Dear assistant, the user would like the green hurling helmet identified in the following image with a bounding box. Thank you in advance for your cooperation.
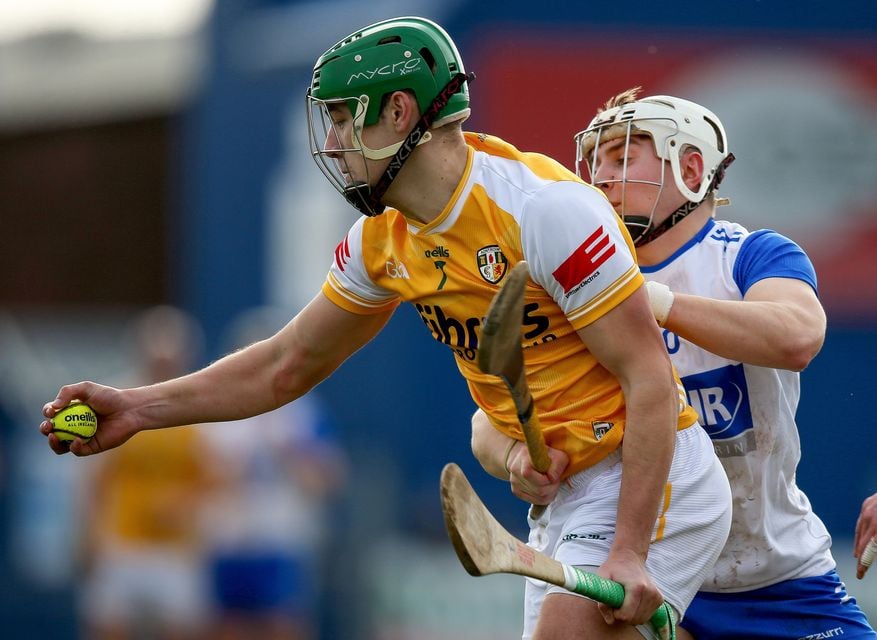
[310,16,470,130]
[307,16,472,216]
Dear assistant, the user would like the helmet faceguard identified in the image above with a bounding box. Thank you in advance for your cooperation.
[306,95,383,215]
[307,16,471,216]
[574,95,734,245]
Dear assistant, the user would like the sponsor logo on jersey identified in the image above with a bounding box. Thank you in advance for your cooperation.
[592,421,613,441]
[334,237,351,271]
[414,302,551,361]
[433,260,448,290]
[476,245,508,283]
[681,364,754,457]
[552,226,616,294]
[415,303,480,357]
[425,246,450,258]
[385,259,409,279]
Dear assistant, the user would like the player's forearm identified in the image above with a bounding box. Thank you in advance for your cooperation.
[129,296,390,431]
[665,294,824,371]
[613,373,677,559]
[471,408,515,479]
[129,337,299,430]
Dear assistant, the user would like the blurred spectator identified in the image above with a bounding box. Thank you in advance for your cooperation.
[200,307,348,640]
[77,306,214,640]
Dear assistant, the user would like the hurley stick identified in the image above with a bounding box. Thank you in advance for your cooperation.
[478,261,550,518]
[440,462,676,639]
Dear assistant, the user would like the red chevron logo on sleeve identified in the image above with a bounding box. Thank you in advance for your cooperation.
[334,236,351,271]
[552,226,616,293]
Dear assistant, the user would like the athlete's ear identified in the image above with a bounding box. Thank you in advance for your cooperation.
[382,90,420,134]
[681,149,705,192]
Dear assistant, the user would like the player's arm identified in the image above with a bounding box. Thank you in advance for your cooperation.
[655,276,825,371]
[579,284,678,625]
[470,408,514,479]
[649,230,825,371]
[42,292,393,456]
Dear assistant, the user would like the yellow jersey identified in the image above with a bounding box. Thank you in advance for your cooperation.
[93,426,209,545]
[323,133,697,475]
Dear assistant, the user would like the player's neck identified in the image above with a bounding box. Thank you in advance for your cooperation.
[382,135,469,225]
[636,204,714,267]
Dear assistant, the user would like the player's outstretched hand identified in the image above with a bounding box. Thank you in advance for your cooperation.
[596,548,664,627]
[855,492,877,579]
[40,382,139,456]
[505,442,568,507]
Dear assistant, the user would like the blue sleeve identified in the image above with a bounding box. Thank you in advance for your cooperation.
[732,229,818,296]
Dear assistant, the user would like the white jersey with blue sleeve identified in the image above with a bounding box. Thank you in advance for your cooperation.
[642,218,835,592]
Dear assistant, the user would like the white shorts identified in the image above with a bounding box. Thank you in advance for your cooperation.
[81,545,209,630]
[522,425,731,639]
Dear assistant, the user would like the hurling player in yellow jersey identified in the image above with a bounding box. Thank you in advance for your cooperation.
[40,17,731,639]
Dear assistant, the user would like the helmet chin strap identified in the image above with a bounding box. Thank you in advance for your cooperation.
[625,153,736,247]
[626,198,703,247]
[352,97,433,161]
[344,71,473,216]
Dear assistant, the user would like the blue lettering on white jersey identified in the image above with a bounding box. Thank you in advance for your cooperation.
[681,364,752,440]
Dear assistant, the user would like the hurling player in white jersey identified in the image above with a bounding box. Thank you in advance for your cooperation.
[473,86,877,639]
[39,19,733,640]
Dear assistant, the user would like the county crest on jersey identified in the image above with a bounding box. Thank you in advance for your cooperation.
[476,245,508,284]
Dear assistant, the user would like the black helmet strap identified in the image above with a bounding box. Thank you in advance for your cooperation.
[627,152,736,246]
[349,71,473,216]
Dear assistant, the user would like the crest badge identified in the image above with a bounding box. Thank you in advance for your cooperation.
[592,421,614,441]
[476,245,508,284]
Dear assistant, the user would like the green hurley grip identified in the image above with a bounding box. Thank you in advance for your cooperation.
[569,567,624,607]
[566,566,676,639]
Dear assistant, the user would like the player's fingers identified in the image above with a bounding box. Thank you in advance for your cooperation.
[39,419,54,436]
[857,538,877,580]
[513,469,559,506]
[43,400,61,418]
[614,581,647,623]
[46,432,71,455]
[69,433,106,457]
[545,447,570,483]
[854,517,863,558]
[855,520,877,559]
[509,480,540,503]
[43,382,92,417]
[519,466,560,496]
[68,437,89,456]
[618,581,663,626]
[531,485,559,505]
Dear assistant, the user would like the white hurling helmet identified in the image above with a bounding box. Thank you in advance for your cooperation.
[574,95,734,244]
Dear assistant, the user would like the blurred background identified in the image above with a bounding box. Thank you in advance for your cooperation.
[1,0,876,638]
